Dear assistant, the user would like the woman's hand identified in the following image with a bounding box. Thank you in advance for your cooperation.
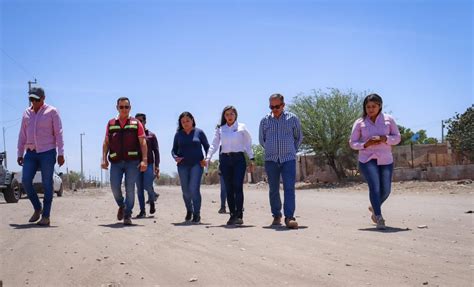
[175,157,184,164]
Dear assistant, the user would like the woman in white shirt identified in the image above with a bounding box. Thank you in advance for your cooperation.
[206,106,255,226]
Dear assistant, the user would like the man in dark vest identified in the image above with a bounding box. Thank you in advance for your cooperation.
[101,97,148,225]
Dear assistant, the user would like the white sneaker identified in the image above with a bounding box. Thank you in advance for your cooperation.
[376,216,386,230]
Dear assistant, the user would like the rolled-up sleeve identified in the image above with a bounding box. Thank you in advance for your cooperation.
[242,124,254,159]
[349,120,365,150]
[386,117,401,145]
[52,109,64,156]
[17,112,28,157]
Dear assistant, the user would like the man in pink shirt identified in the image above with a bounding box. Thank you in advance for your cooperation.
[17,87,65,226]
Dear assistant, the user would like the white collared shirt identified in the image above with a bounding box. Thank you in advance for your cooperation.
[206,121,254,160]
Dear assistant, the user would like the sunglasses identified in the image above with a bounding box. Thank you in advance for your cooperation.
[29,97,41,102]
[269,104,283,110]
[118,105,130,110]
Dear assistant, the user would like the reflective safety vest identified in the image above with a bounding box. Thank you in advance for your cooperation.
[107,118,141,162]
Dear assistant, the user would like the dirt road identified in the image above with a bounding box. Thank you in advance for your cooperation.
[1,181,473,286]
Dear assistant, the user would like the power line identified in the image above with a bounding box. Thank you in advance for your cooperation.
[0,117,21,124]
[0,47,36,79]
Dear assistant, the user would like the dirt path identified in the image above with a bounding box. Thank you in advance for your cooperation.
[1,182,473,286]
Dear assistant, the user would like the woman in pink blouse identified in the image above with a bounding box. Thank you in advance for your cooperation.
[349,94,401,229]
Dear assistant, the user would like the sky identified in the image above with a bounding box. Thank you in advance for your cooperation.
[1,0,472,178]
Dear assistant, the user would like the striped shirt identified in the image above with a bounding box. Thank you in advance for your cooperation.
[259,110,303,163]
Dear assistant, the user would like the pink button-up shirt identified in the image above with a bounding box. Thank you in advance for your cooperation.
[17,103,64,157]
[349,113,401,165]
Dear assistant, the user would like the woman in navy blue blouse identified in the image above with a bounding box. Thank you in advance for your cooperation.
[172,112,210,224]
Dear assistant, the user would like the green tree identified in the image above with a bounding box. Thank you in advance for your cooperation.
[446,105,474,161]
[398,126,439,145]
[252,144,264,166]
[288,88,363,179]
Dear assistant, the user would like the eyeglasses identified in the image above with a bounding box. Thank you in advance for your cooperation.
[269,104,283,110]
[29,97,41,103]
[119,106,130,110]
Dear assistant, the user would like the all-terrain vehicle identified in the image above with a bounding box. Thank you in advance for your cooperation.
[0,152,21,203]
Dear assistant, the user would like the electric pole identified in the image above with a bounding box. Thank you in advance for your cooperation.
[2,127,7,168]
[80,132,85,188]
[441,120,445,143]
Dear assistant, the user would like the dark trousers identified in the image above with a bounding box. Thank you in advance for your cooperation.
[219,152,246,219]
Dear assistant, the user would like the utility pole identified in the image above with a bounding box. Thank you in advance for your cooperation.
[80,132,85,188]
[441,120,445,143]
[28,79,37,106]
[2,127,6,168]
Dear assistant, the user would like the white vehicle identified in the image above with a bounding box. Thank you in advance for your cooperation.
[14,171,64,197]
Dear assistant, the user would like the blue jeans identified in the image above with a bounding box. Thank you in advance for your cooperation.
[219,173,227,209]
[110,160,140,218]
[359,159,394,217]
[136,164,156,212]
[219,153,246,218]
[22,149,57,218]
[177,163,203,216]
[265,160,296,218]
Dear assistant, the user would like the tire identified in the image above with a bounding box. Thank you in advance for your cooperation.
[4,178,21,203]
[56,183,63,197]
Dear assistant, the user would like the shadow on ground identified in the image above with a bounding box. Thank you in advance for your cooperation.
[262,225,309,231]
[358,226,411,233]
[10,223,58,229]
[99,223,144,228]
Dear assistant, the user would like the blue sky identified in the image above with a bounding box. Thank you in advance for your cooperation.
[1,0,472,177]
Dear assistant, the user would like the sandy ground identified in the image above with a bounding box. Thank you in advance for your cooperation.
[0,181,473,287]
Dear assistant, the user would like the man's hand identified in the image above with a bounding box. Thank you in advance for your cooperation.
[57,155,65,166]
[154,167,160,179]
[139,161,147,172]
[101,159,109,170]
[17,157,24,166]
[175,157,184,164]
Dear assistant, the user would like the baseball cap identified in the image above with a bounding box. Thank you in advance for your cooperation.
[29,87,45,99]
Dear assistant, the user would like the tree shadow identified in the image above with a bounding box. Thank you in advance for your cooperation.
[99,223,144,228]
[262,225,309,231]
[10,223,58,229]
[358,226,411,233]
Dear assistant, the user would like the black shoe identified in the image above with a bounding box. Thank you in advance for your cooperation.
[192,214,201,224]
[150,201,156,214]
[136,210,146,218]
[226,215,236,225]
[185,211,192,222]
[235,217,244,225]
[124,216,133,226]
[218,207,226,214]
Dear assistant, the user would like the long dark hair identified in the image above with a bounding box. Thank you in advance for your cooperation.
[219,106,238,127]
[177,111,196,131]
[362,93,383,118]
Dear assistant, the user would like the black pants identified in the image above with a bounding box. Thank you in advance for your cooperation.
[219,152,246,219]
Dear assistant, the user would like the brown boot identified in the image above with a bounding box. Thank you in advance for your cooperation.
[285,217,298,229]
[37,216,50,226]
[29,209,42,223]
[117,206,124,221]
[271,216,282,225]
